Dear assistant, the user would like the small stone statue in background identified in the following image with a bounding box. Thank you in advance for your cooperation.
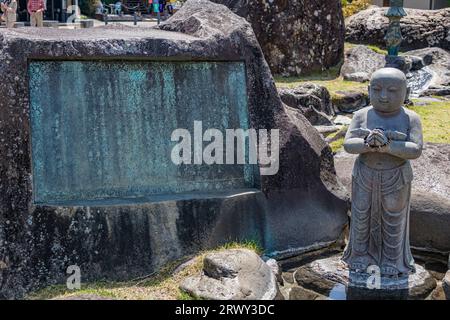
[385,21,403,56]
[342,67,423,277]
[384,0,407,57]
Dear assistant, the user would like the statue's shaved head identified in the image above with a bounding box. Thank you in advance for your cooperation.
[371,67,407,85]
[369,67,408,114]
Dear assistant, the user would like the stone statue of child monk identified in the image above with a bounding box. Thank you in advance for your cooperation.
[342,67,423,277]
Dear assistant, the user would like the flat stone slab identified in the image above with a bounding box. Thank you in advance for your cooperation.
[295,255,436,300]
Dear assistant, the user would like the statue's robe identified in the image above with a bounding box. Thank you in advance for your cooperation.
[342,157,415,276]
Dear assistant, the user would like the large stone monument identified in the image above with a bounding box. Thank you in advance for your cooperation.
[0,0,348,298]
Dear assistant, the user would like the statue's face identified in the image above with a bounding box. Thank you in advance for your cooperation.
[369,68,407,114]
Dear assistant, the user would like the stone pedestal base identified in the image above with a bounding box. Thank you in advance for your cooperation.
[295,255,436,300]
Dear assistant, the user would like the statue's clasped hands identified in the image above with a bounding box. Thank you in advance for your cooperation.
[351,128,408,152]
[366,128,390,149]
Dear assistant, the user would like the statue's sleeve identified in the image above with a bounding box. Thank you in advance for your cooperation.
[384,112,423,160]
[408,113,423,149]
[345,113,364,139]
[344,112,371,155]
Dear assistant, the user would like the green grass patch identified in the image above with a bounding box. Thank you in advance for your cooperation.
[330,137,345,153]
[327,125,349,153]
[367,45,388,56]
[344,42,391,56]
[275,75,368,96]
[218,239,264,255]
[26,240,263,300]
[26,279,128,300]
[408,100,450,144]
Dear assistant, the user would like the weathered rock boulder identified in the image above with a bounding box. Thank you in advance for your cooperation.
[410,193,450,254]
[0,0,348,298]
[422,85,450,97]
[406,47,450,88]
[334,143,450,255]
[278,83,334,125]
[180,249,281,300]
[162,0,349,257]
[211,0,345,76]
[339,45,447,97]
[333,115,352,126]
[278,83,334,116]
[345,6,450,51]
[340,45,385,82]
[333,91,369,113]
[265,258,283,285]
[343,72,371,83]
[407,143,450,201]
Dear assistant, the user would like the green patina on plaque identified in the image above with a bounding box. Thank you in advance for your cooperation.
[29,60,258,204]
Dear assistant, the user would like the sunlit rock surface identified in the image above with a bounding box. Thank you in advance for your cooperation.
[212,0,345,76]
